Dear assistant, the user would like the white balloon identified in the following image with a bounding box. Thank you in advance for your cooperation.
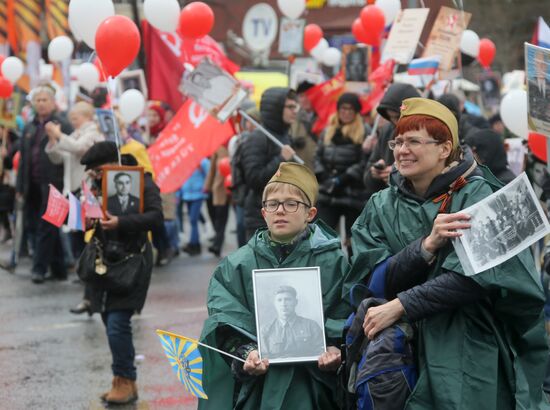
[119,89,146,123]
[144,0,180,32]
[322,47,341,67]
[277,0,305,20]
[68,12,83,42]
[460,30,480,58]
[1,57,24,84]
[500,89,528,139]
[375,0,401,26]
[310,38,329,62]
[48,36,74,62]
[68,0,114,49]
[77,63,100,92]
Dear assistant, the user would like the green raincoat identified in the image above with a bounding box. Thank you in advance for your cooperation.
[347,165,549,409]
[199,222,351,410]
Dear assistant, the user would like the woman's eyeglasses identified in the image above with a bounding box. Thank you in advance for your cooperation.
[262,199,310,213]
[388,137,439,151]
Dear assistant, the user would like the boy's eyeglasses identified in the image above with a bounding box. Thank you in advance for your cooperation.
[388,137,439,151]
[262,199,310,213]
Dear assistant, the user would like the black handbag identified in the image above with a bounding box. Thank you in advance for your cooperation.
[76,228,145,293]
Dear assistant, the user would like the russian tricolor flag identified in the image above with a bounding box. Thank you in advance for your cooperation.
[407,56,441,76]
[68,192,84,231]
[532,17,550,49]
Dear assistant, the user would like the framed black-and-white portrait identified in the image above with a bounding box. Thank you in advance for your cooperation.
[117,69,148,99]
[342,44,370,83]
[96,109,118,142]
[252,267,326,364]
[102,165,144,216]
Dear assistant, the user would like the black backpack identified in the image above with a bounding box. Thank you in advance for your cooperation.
[342,293,417,410]
[230,133,250,207]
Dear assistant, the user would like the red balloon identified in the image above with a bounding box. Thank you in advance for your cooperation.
[218,157,231,178]
[352,18,369,44]
[0,76,13,98]
[224,174,232,189]
[13,151,20,171]
[528,132,548,163]
[178,2,214,39]
[478,38,496,68]
[304,24,323,52]
[360,5,386,46]
[95,16,141,78]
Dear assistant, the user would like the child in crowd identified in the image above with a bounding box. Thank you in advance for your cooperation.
[199,163,351,410]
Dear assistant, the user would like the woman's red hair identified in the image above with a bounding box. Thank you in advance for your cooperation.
[394,114,460,163]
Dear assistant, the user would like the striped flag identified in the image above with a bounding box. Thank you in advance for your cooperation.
[532,17,550,50]
[407,56,441,76]
[42,185,69,228]
[67,192,84,231]
[156,330,208,399]
[44,0,69,40]
[82,181,104,219]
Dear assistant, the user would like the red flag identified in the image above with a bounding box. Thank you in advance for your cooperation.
[360,58,396,114]
[142,21,239,112]
[42,185,69,228]
[147,100,235,193]
[306,73,346,135]
[82,181,104,219]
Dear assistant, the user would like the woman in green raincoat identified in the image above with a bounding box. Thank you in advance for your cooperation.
[199,163,351,410]
[347,98,549,409]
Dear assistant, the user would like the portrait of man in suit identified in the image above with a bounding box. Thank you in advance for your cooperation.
[528,48,550,123]
[259,285,324,360]
[107,172,140,215]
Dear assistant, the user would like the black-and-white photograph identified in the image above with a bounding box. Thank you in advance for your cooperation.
[526,43,550,135]
[343,45,370,83]
[478,72,501,113]
[454,173,550,275]
[96,109,118,142]
[181,58,248,123]
[117,69,148,99]
[252,267,326,364]
[102,166,144,216]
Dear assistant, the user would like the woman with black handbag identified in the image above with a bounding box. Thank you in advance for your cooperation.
[79,141,163,405]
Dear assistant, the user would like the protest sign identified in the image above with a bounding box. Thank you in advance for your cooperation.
[382,8,430,65]
[525,43,550,135]
[278,18,305,56]
[422,6,471,72]
[147,100,235,193]
[453,173,550,276]
[42,185,69,228]
[181,59,248,123]
[478,71,501,114]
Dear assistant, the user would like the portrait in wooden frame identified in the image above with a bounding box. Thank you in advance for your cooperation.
[101,165,144,216]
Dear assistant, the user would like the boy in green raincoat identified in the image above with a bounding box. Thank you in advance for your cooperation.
[199,162,351,410]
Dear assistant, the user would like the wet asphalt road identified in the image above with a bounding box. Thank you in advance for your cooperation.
[0,225,236,410]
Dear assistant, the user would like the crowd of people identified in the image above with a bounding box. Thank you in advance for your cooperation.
[2,76,550,408]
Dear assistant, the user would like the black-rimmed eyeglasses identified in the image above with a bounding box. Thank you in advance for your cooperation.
[262,199,310,213]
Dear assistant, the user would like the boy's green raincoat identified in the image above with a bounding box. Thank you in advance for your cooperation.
[199,222,351,410]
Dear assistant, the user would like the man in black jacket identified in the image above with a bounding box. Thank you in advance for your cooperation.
[16,85,73,284]
[240,87,298,239]
[363,83,420,202]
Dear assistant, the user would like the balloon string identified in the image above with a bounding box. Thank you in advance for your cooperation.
[95,58,122,166]
[420,0,426,7]
[87,51,96,63]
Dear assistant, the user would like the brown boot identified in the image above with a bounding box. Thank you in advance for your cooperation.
[100,376,118,401]
[104,376,138,404]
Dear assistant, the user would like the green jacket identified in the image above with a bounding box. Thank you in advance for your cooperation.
[347,164,549,409]
[199,222,351,410]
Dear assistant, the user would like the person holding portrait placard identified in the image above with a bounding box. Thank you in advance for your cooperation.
[199,163,351,410]
[346,98,548,409]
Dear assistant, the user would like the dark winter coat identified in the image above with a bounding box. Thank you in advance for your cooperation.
[240,87,292,231]
[89,173,163,313]
[464,129,516,184]
[16,113,73,198]
[363,83,420,200]
[315,126,368,210]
